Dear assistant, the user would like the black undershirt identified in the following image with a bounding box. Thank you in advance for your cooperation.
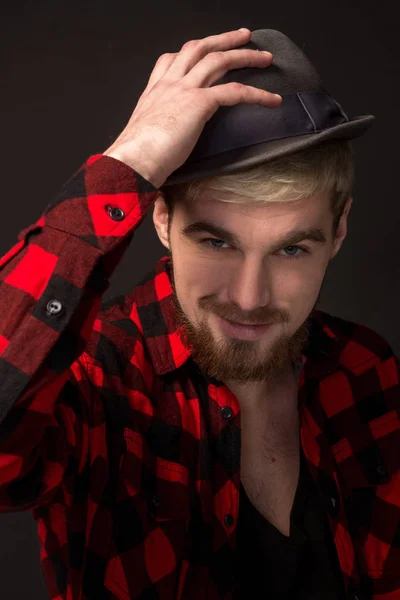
[234,444,347,599]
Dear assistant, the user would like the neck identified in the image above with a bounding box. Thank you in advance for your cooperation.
[227,358,299,415]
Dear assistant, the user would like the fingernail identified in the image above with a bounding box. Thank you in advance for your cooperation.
[238,28,250,32]
[262,51,272,56]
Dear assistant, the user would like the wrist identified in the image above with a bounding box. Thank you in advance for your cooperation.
[103,144,164,189]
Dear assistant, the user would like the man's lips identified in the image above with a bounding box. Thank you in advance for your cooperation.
[225,318,270,326]
[217,316,274,340]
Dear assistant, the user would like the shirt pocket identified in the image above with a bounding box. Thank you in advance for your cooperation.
[104,428,191,600]
[332,410,400,580]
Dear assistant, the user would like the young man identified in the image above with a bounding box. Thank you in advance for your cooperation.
[0,27,398,600]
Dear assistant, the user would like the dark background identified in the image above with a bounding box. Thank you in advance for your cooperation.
[0,0,399,597]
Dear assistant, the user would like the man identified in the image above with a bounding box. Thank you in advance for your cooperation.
[0,27,398,600]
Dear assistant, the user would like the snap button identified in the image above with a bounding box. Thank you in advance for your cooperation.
[347,581,361,600]
[224,514,234,527]
[326,494,340,516]
[221,406,233,419]
[107,206,125,221]
[151,495,161,509]
[377,464,388,477]
[46,300,63,315]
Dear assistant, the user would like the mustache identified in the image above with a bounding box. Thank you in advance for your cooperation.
[198,297,289,326]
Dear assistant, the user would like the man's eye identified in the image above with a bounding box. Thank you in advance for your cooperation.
[200,238,230,250]
[279,245,309,259]
[200,238,309,259]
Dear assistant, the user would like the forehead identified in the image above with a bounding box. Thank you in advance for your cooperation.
[175,189,332,250]
[178,188,332,224]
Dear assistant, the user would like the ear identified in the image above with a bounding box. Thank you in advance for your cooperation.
[330,196,353,259]
[152,191,171,250]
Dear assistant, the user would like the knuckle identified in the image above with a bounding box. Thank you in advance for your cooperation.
[151,79,165,92]
[183,87,201,103]
[199,89,218,115]
[181,39,199,52]
[229,81,244,92]
[206,50,225,64]
[157,52,174,63]
[230,82,247,99]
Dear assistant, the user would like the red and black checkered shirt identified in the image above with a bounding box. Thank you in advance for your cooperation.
[0,154,399,600]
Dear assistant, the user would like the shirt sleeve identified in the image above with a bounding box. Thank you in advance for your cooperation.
[0,153,159,510]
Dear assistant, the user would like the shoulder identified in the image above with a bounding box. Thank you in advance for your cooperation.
[314,309,398,373]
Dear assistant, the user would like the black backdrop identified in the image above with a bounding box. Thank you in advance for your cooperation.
[0,0,399,597]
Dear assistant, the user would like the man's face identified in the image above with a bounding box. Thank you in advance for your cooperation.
[153,187,351,389]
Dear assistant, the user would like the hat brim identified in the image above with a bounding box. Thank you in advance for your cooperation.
[163,114,375,186]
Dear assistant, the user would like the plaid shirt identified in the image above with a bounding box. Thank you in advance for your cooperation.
[0,154,399,600]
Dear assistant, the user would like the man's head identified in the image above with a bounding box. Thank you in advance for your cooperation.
[153,140,353,386]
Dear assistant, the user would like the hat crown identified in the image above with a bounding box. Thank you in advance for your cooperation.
[164,28,374,186]
[214,29,324,95]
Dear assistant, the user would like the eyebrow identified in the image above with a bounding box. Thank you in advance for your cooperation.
[180,219,327,251]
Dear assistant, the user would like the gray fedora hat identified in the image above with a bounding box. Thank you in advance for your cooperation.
[163,28,375,186]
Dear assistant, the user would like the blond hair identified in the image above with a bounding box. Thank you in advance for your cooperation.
[162,140,353,235]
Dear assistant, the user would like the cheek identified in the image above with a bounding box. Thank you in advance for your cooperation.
[273,261,323,290]
[271,260,327,314]
[174,260,222,307]
[183,255,224,287]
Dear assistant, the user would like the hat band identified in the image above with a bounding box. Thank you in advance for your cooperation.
[189,91,349,162]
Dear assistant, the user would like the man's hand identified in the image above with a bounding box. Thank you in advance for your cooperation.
[103,28,282,188]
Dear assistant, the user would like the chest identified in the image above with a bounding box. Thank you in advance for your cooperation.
[239,401,301,535]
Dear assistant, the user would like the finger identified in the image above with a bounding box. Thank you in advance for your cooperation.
[142,52,177,95]
[204,82,282,117]
[181,48,273,89]
[162,28,252,82]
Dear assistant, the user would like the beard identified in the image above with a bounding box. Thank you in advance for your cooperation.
[165,255,318,384]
